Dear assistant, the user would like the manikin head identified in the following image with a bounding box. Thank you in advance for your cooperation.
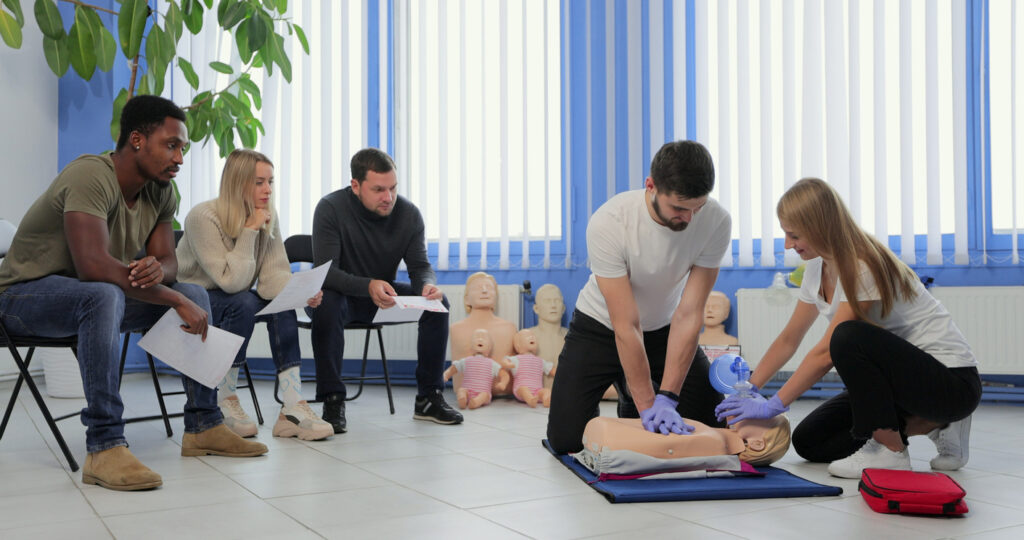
[350,148,398,217]
[470,328,493,356]
[733,414,792,466]
[703,291,731,328]
[533,284,565,325]
[464,272,499,314]
[513,329,539,355]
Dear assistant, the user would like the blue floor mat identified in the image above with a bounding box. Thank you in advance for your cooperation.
[543,440,843,503]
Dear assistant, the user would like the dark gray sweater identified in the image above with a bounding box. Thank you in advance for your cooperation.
[312,187,436,297]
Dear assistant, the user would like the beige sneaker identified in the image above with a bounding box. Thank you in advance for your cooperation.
[273,401,334,441]
[219,396,258,438]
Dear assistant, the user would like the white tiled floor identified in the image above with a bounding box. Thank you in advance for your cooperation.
[2,375,1024,539]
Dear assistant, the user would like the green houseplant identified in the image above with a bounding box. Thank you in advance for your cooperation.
[0,0,309,157]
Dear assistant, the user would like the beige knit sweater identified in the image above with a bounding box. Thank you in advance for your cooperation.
[176,200,291,299]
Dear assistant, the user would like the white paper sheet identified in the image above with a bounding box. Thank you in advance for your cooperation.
[372,296,449,323]
[255,261,331,316]
[136,310,244,389]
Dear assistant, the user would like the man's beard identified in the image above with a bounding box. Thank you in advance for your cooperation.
[652,196,688,232]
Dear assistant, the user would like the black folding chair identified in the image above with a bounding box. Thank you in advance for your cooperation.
[277,234,396,414]
[0,320,80,472]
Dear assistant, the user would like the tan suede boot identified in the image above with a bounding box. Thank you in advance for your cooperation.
[181,424,268,457]
[82,446,162,491]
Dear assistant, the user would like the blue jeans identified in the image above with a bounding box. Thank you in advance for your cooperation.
[206,289,302,371]
[310,282,449,400]
[0,275,221,453]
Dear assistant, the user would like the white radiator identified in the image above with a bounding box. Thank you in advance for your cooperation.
[737,286,1024,375]
[247,284,522,361]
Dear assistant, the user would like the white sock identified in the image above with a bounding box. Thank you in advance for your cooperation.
[278,366,303,411]
[218,367,240,402]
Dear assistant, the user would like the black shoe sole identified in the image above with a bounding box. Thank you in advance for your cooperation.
[413,413,463,425]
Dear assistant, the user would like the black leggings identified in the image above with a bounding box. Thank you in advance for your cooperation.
[546,310,725,454]
[793,320,981,463]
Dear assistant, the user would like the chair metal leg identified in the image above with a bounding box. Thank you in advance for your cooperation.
[346,328,373,401]
[3,345,79,471]
[147,354,174,437]
[241,363,264,425]
[375,328,395,414]
[0,346,32,439]
[117,334,130,391]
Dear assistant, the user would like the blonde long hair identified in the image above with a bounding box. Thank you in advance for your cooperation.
[776,178,918,320]
[215,149,276,239]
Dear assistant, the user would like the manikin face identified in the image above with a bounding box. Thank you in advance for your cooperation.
[249,162,274,210]
[134,117,188,186]
[471,329,493,355]
[351,169,398,217]
[533,287,565,324]
[703,295,730,327]
[645,178,707,232]
[465,276,497,310]
[514,329,539,355]
[780,221,821,260]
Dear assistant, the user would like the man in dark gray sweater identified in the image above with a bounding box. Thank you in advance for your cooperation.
[311,148,463,432]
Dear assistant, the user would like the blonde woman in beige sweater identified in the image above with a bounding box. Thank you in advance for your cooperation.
[177,149,332,441]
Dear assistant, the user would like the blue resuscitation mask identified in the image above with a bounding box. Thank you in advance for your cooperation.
[709,353,753,397]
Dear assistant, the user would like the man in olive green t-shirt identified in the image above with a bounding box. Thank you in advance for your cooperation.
[0,95,266,492]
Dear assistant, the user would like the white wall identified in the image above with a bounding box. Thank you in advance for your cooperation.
[0,21,60,379]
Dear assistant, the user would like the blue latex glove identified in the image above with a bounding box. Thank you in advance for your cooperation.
[714,394,789,425]
[640,394,696,435]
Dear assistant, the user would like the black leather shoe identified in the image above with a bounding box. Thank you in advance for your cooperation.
[413,389,463,425]
[322,393,347,433]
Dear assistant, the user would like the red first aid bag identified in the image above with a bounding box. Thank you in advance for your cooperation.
[859,468,968,515]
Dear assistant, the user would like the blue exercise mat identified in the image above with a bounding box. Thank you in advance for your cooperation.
[543,440,843,503]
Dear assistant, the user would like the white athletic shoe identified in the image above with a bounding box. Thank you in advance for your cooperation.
[827,439,911,479]
[273,401,334,441]
[218,397,258,438]
[928,415,971,471]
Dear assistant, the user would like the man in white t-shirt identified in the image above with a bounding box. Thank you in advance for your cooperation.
[546,140,732,454]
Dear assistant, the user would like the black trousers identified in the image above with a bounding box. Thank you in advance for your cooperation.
[793,320,981,463]
[546,310,725,454]
[310,283,450,401]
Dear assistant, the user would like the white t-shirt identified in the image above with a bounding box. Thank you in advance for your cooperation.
[575,190,732,331]
[797,257,977,368]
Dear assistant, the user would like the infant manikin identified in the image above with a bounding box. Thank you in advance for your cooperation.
[500,329,556,407]
[443,329,509,409]
[574,415,791,477]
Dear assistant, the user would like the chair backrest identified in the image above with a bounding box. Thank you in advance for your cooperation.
[284,234,314,264]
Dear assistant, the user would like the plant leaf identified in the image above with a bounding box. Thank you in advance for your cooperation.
[0,9,21,48]
[242,12,266,52]
[238,76,261,109]
[146,26,168,95]
[82,8,116,72]
[233,15,251,62]
[136,71,151,95]
[68,7,96,80]
[42,34,69,76]
[165,0,183,44]
[2,0,24,26]
[183,0,204,35]
[110,88,129,141]
[218,0,247,30]
[178,57,199,89]
[117,0,147,59]
[275,0,287,15]
[209,60,233,74]
[269,33,290,82]
[292,23,309,55]
[33,0,63,40]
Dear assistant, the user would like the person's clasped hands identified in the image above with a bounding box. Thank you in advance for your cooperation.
[715,392,789,425]
[640,393,696,435]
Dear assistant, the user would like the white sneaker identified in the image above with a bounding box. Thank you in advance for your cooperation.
[218,397,258,438]
[273,401,334,441]
[928,415,971,471]
[827,439,911,479]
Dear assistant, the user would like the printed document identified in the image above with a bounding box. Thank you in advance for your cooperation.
[372,296,449,323]
[255,261,331,316]
[137,310,244,389]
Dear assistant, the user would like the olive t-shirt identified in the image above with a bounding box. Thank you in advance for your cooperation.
[0,154,177,292]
